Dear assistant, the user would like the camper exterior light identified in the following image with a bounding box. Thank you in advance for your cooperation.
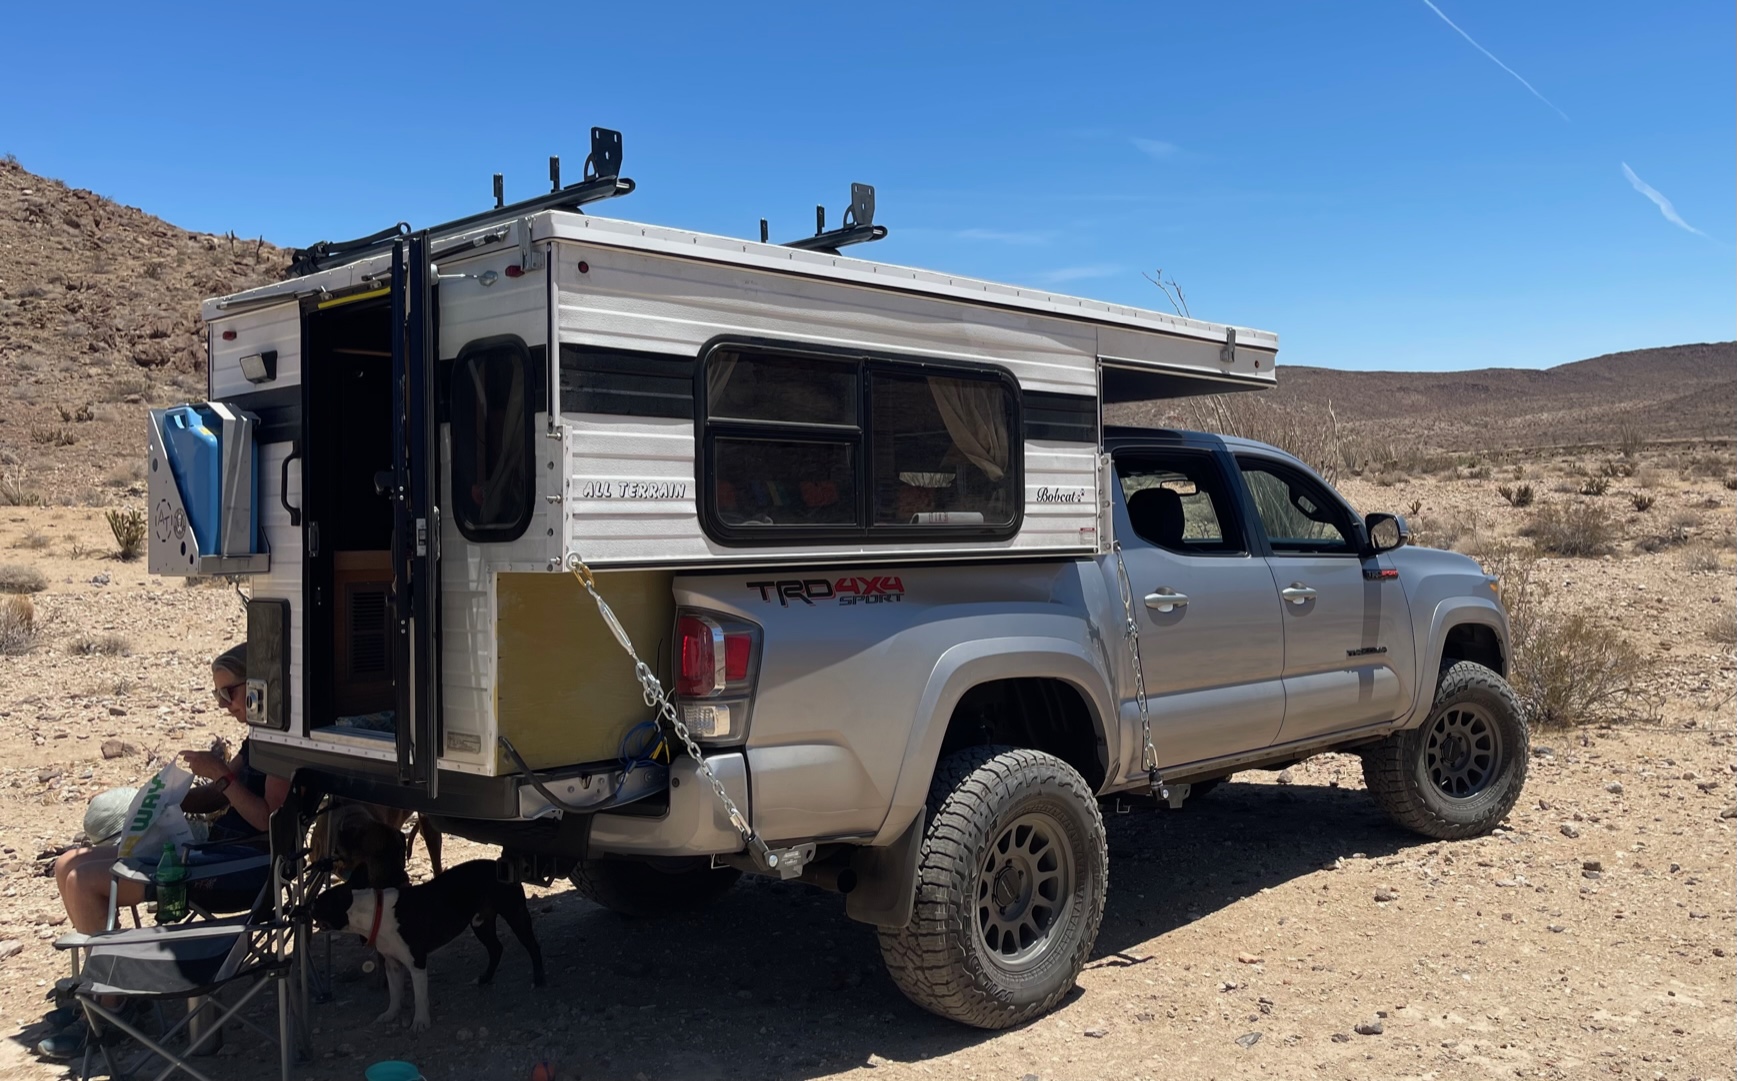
[238,350,276,383]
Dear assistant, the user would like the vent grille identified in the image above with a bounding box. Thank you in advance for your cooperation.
[348,588,388,675]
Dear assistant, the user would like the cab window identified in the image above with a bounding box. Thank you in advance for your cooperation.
[1237,457,1356,554]
[1117,452,1245,555]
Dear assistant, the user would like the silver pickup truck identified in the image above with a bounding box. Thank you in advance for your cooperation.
[158,160,1526,1029]
[618,425,1527,1028]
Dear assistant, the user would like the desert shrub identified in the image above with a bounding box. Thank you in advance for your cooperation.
[1634,465,1662,489]
[29,425,77,447]
[1617,426,1642,460]
[1519,502,1617,557]
[14,530,49,551]
[1460,463,1492,481]
[1598,460,1634,479]
[1498,483,1535,508]
[0,563,47,593]
[1483,545,1642,727]
[1629,493,1655,512]
[106,508,147,561]
[0,466,45,507]
[0,595,38,655]
[1171,395,1344,484]
[1710,608,1737,646]
[1406,498,1422,517]
[1633,528,1692,554]
[1579,476,1610,497]
[1668,509,1703,532]
[55,402,95,423]
[1724,476,1737,491]
[1679,544,1723,573]
[67,632,132,656]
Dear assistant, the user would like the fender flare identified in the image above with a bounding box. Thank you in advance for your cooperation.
[1405,597,1509,724]
[866,636,1116,846]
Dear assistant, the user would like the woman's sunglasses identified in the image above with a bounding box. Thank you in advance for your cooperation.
[213,683,244,706]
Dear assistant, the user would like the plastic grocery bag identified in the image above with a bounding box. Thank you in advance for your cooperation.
[116,762,195,860]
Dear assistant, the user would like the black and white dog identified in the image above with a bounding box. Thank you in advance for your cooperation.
[312,860,545,1032]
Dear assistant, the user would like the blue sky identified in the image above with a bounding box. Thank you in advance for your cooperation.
[4,1,1731,371]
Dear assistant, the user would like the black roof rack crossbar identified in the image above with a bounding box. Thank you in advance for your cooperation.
[779,182,888,256]
[287,127,633,278]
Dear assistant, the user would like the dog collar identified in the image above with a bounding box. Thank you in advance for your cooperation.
[365,888,384,948]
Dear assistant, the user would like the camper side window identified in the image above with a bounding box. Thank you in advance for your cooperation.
[699,343,1020,543]
[450,338,534,542]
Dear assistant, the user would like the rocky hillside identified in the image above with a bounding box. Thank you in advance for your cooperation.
[0,157,288,502]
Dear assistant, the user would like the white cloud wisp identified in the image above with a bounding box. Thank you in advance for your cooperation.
[1621,162,1706,238]
[1419,0,1572,123]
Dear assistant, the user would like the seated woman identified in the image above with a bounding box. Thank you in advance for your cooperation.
[52,644,290,934]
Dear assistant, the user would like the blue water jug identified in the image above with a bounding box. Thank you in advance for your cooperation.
[161,405,222,556]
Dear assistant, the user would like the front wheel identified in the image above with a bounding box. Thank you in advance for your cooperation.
[1362,661,1529,840]
[877,746,1107,1029]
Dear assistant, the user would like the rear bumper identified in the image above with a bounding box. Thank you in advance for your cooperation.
[249,740,750,859]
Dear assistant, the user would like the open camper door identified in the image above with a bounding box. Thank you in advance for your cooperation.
[389,234,441,795]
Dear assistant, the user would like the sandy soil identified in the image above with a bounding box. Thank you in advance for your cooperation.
[0,459,1732,1081]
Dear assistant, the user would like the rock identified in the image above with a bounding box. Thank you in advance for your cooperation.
[108,706,127,717]
[1237,953,1263,965]
[1713,947,1727,958]
[1531,747,1554,758]
[1082,1027,1108,1038]
[1604,782,1624,795]
[100,739,137,760]
[1354,1019,1385,1036]
[1219,981,1240,993]
[1559,823,1581,839]
[1235,1032,1262,1049]
[1373,887,1398,903]
[1548,924,1566,933]
[1720,807,1736,819]
[0,939,22,961]
[1582,859,1603,872]
[1277,769,1295,785]
[1330,1032,1351,1043]
[36,768,61,784]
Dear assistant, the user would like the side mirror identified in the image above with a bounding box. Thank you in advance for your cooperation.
[1365,512,1409,553]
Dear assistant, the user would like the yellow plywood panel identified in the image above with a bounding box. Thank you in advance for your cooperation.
[495,570,675,771]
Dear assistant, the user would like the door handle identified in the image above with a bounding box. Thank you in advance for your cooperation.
[1144,589,1189,613]
[1281,584,1317,605]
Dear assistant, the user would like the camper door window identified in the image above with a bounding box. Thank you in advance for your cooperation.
[698,343,1020,543]
[451,337,534,542]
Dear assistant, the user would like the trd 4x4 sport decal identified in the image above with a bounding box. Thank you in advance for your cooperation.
[748,576,906,607]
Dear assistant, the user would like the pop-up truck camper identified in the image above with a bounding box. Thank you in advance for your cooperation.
[150,128,1521,1027]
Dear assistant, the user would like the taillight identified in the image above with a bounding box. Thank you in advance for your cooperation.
[673,608,760,743]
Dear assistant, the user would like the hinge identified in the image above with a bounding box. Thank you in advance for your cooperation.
[1220,326,1238,365]
[518,219,545,273]
[415,518,428,557]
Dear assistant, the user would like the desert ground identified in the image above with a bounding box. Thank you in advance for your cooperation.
[0,443,1732,1081]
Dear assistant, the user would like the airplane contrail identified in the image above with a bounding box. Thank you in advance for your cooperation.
[1420,0,1572,123]
[1621,163,1706,237]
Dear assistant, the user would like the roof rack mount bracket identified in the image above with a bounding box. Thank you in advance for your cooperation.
[778,182,889,256]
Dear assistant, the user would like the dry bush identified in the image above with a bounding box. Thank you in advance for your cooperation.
[1725,476,1737,491]
[1498,483,1535,508]
[29,425,77,447]
[1598,460,1634,479]
[105,461,146,488]
[106,508,147,560]
[1483,544,1643,727]
[1579,476,1611,497]
[1519,502,1617,557]
[1,466,45,507]
[0,595,38,655]
[13,530,49,551]
[1710,608,1737,646]
[1172,394,1343,484]
[0,563,47,593]
[1634,465,1662,489]
[1679,544,1723,574]
[67,632,132,656]
[55,402,94,423]
[1668,509,1703,532]
[1629,493,1656,512]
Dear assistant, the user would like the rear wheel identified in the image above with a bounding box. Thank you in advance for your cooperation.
[569,857,741,918]
[1362,661,1529,840]
[878,746,1107,1029]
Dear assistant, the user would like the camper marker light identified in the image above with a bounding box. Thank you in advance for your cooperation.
[504,265,525,278]
[221,330,237,341]
[238,350,277,384]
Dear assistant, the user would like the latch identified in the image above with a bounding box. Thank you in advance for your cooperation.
[1220,326,1238,365]
[415,518,428,557]
[517,219,545,273]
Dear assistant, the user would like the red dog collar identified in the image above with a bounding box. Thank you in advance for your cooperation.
[365,888,384,948]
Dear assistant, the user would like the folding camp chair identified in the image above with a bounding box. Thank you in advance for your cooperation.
[59,785,323,1081]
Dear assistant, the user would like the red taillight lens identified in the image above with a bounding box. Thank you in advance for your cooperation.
[723,633,752,682]
[676,615,719,697]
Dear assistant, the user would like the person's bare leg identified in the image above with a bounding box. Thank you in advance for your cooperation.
[57,846,144,934]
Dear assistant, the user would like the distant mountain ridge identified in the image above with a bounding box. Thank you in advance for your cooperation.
[0,156,1729,501]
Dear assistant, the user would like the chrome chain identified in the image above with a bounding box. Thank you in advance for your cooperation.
[1112,541,1168,799]
[565,558,777,869]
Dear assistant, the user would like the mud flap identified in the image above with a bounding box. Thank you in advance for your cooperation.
[846,807,925,930]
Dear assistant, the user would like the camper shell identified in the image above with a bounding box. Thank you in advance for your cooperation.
[156,150,1276,809]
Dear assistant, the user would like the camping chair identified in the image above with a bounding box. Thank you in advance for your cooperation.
[60,786,323,1081]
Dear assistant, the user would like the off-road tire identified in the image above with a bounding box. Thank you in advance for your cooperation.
[1362,661,1529,840]
[568,857,741,918]
[878,746,1107,1029]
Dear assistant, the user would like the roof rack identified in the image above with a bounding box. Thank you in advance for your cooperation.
[761,182,888,256]
[287,127,634,278]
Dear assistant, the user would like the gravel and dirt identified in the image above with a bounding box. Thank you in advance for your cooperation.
[1,454,1733,1081]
